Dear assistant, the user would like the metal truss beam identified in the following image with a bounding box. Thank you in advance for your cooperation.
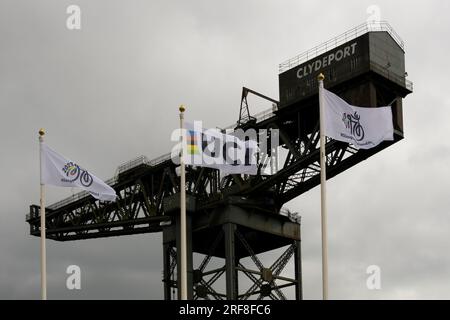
[27,90,404,244]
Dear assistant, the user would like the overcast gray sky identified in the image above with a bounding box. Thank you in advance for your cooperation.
[1,0,449,300]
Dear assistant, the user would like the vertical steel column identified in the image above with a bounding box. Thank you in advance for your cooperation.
[163,242,172,300]
[294,239,303,300]
[223,223,238,299]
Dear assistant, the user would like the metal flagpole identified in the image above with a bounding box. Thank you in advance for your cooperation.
[38,128,47,300]
[318,73,328,300]
[179,105,188,300]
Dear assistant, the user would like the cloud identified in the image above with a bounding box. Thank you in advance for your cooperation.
[1,0,449,299]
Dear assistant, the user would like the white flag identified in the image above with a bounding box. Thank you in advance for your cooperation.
[183,122,258,175]
[323,88,394,149]
[41,143,117,201]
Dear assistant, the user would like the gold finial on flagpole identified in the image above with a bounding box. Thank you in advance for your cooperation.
[39,128,45,136]
[179,105,185,113]
[318,73,325,81]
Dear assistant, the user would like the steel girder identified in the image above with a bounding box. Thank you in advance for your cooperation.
[162,226,300,300]
[26,162,221,240]
[27,89,403,240]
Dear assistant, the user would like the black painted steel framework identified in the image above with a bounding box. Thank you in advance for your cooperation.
[27,49,412,300]
[162,203,302,300]
[27,109,354,241]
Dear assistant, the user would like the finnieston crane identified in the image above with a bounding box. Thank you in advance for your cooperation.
[27,22,412,300]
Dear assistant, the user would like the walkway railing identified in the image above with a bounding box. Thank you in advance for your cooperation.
[279,21,405,73]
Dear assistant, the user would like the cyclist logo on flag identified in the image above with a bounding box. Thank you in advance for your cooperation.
[62,162,94,187]
[342,111,365,141]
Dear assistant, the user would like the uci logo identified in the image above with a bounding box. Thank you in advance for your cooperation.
[342,112,365,141]
[62,162,94,187]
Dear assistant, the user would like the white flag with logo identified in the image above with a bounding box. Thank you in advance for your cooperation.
[41,143,117,201]
[323,88,394,149]
[183,122,258,175]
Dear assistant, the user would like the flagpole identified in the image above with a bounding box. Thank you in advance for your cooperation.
[38,128,47,300]
[318,73,328,300]
[179,105,188,300]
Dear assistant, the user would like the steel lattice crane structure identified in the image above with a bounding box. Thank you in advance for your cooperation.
[26,22,412,300]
